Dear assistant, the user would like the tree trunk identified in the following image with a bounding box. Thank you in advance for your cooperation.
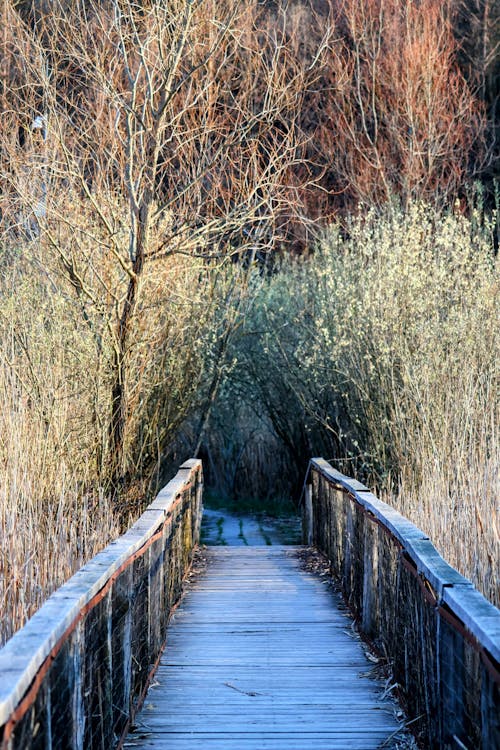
[108,205,148,494]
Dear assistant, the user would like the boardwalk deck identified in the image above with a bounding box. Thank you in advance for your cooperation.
[124,546,402,750]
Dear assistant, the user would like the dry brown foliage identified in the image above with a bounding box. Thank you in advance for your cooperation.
[304,0,486,213]
[1,0,330,491]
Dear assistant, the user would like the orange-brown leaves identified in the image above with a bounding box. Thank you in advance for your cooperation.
[314,0,485,211]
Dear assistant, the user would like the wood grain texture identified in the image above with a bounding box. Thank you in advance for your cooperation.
[125,546,402,749]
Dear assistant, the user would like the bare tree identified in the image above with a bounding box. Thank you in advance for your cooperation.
[306,0,485,210]
[1,0,328,496]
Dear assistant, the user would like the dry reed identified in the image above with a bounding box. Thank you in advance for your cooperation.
[0,359,120,645]
[0,236,224,643]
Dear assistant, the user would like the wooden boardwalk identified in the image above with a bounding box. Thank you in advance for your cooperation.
[124,546,402,749]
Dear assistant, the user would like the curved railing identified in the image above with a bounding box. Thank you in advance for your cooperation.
[304,458,499,750]
[1,455,497,749]
[0,459,203,750]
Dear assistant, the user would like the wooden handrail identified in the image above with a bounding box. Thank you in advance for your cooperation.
[0,459,203,750]
[304,457,499,749]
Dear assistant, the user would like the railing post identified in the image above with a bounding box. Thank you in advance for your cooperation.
[302,484,313,545]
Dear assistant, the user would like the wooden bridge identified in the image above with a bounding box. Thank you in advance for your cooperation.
[123,545,401,749]
[0,459,498,750]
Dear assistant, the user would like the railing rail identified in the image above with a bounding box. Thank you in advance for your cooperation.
[304,458,499,750]
[0,459,203,750]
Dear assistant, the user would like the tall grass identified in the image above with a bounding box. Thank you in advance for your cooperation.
[216,202,499,604]
[0,233,232,643]
[1,200,497,643]
[0,258,120,644]
[0,414,119,646]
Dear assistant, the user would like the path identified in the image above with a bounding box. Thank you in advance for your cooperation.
[200,508,301,546]
[124,546,403,749]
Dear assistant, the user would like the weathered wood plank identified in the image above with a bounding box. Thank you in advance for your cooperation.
[124,734,407,750]
[125,546,403,749]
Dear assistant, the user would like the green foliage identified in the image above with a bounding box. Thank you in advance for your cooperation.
[221,202,497,482]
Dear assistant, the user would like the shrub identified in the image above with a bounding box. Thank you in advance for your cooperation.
[0,235,230,642]
[217,202,499,603]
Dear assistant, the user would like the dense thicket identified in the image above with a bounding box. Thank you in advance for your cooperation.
[1,0,325,496]
[2,1,497,238]
[0,0,498,638]
[205,205,499,603]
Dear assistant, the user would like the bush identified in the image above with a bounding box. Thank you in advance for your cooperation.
[215,202,499,603]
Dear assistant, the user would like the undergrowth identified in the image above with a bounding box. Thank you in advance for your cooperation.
[208,202,499,605]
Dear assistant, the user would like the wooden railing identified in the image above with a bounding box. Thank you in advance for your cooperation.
[1,455,497,750]
[0,459,203,750]
[304,458,499,750]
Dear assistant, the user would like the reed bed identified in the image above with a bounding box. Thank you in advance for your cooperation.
[0,361,120,646]
[0,238,222,644]
[389,415,499,606]
[0,200,497,643]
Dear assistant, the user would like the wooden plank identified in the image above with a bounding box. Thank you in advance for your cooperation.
[125,546,403,749]
[124,734,406,750]
[442,584,500,662]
